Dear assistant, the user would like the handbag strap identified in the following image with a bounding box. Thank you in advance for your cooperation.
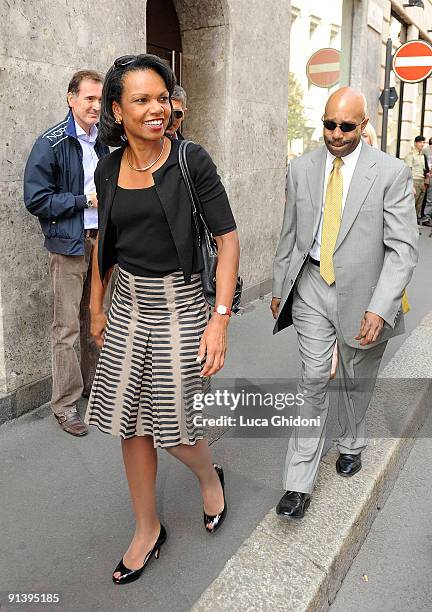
[178,140,214,244]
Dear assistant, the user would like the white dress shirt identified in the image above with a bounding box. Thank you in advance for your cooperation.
[309,140,363,261]
[75,121,99,230]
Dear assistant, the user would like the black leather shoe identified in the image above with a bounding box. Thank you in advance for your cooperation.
[112,524,167,585]
[203,464,227,533]
[276,490,311,520]
[336,453,362,477]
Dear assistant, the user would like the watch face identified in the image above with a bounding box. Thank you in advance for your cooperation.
[216,305,228,315]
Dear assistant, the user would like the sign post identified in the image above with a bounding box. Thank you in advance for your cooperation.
[380,38,393,152]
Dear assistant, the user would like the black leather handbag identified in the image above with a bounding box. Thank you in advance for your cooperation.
[178,140,242,313]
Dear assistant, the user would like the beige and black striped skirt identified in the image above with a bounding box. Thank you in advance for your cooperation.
[85,267,209,447]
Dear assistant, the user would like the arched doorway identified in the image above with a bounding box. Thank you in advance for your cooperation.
[146,0,229,169]
[146,0,182,83]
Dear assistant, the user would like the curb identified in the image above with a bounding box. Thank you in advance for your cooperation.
[192,314,432,611]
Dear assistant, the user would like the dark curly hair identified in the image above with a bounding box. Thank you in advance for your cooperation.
[99,54,176,147]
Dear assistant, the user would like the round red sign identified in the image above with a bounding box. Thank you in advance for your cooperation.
[306,48,341,89]
[392,40,432,84]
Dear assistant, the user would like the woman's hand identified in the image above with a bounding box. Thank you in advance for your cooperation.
[198,314,229,377]
[91,310,107,348]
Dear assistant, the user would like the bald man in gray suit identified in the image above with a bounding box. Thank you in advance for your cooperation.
[271,88,418,519]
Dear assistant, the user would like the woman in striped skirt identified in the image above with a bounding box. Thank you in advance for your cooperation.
[85,54,240,585]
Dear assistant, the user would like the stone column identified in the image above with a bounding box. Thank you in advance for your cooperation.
[174,0,229,171]
[176,0,291,302]
[223,0,291,301]
[349,0,390,129]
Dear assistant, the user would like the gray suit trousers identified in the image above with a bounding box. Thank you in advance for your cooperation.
[283,262,387,494]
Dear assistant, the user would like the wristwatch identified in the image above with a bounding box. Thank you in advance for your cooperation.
[215,304,232,317]
[84,198,94,208]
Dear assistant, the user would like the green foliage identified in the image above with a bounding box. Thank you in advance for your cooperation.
[288,72,307,142]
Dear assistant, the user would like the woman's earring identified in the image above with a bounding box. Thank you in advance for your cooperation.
[115,116,122,125]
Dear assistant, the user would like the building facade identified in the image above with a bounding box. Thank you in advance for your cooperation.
[287,0,432,158]
[0,0,430,422]
[288,0,344,156]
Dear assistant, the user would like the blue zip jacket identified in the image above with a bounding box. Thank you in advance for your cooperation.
[24,111,109,255]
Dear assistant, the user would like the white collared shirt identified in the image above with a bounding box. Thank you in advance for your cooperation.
[309,140,363,261]
[75,121,99,229]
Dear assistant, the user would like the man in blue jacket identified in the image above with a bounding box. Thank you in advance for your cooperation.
[24,70,109,436]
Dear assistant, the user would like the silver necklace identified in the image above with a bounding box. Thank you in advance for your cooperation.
[126,139,165,172]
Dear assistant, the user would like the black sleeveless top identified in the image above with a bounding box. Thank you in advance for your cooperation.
[111,185,180,277]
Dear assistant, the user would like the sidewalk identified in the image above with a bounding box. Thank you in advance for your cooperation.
[330,409,432,611]
[0,232,431,612]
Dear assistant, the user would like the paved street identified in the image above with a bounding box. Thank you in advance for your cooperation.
[330,409,432,612]
[0,230,431,612]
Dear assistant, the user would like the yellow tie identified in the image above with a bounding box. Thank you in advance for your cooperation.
[320,157,344,285]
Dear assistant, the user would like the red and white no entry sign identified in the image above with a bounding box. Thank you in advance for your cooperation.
[392,40,432,84]
[306,48,341,88]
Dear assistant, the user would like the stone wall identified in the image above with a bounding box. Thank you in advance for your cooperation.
[223,0,291,297]
[174,0,228,170]
[176,0,291,299]
[0,0,147,420]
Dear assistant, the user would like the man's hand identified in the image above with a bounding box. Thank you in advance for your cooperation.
[91,310,107,348]
[270,297,281,319]
[355,311,384,346]
[88,191,98,208]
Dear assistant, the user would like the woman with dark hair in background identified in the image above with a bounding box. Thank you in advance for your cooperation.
[84,54,240,585]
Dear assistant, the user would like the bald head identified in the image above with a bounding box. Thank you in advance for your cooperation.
[325,87,367,121]
[323,87,369,157]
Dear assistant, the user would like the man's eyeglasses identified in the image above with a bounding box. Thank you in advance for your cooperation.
[173,109,184,119]
[322,117,365,133]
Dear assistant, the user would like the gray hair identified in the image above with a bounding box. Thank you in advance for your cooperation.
[172,84,187,107]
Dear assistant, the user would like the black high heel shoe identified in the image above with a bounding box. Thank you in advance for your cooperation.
[203,464,227,534]
[112,524,167,585]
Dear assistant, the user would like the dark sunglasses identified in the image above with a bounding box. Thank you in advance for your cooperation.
[114,55,140,68]
[322,116,365,133]
[173,109,184,119]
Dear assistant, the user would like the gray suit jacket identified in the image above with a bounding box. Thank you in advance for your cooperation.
[273,142,419,348]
